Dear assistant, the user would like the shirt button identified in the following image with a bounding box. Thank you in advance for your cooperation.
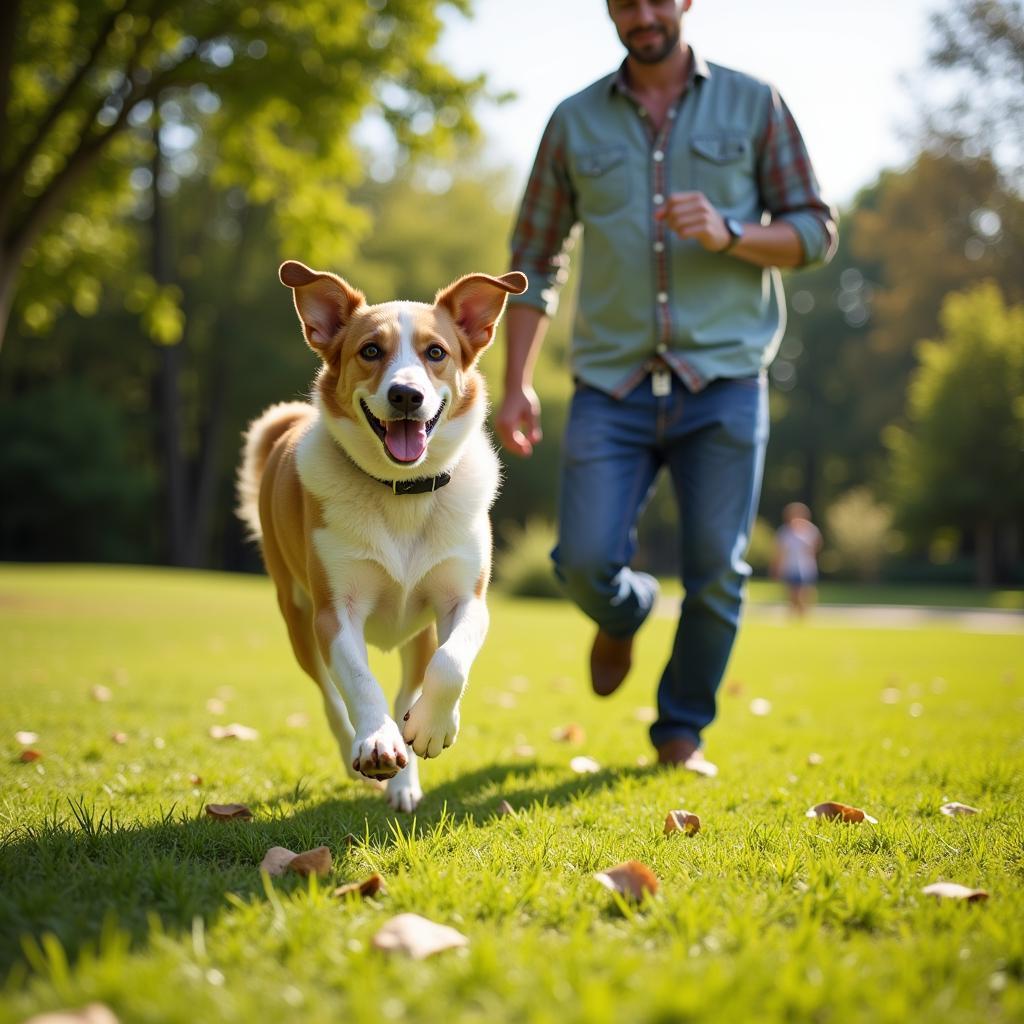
[657,292,668,304]
[667,108,676,119]
[656,343,668,354]
[653,241,665,253]
[653,150,664,162]
[653,193,664,205]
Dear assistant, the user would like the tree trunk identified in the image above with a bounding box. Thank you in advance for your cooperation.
[0,256,16,354]
[974,518,995,589]
[150,110,190,567]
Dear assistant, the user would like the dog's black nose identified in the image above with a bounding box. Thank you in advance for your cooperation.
[387,384,424,414]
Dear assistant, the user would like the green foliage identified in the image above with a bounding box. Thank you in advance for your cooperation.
[0,380,155,560]
[1,566,1022,1023]
[886,283,1024,540]
[494,518,561,599]
[1,0,484,343]
[824,488,896,583]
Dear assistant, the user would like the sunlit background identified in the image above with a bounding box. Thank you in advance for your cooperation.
[0,0,1020,593]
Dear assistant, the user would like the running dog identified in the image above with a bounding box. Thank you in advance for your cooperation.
[237,261,526,811]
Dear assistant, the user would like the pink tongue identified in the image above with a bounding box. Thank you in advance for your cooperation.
[384,419,428,463]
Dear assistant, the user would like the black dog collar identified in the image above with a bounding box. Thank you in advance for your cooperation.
[374,471,452,495]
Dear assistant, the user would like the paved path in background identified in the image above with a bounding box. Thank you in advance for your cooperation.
[654,599,1024,636]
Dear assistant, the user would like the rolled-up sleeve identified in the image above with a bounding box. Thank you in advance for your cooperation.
[508,107,578,316]
[757,87,838,267]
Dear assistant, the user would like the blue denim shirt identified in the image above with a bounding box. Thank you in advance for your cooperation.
[510,50,838,396]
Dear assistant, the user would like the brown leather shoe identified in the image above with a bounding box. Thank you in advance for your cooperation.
[656,738,719,777]
[589,628,634,697]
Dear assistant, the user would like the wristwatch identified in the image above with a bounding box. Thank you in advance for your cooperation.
[721,216,744,253]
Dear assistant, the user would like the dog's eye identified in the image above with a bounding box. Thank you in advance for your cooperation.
[425,344,447,363]
[360,343,382,361]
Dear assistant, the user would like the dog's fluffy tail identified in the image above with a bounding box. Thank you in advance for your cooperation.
[237,401,313,540]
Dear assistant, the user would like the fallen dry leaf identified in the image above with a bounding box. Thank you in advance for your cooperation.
[259,845,332,877]
[806,801,878,824]
[594,860,660,902]
[551,723,586,744]
[14,730,38,745]
[189,773,203,786]
[205,803,253,821]
[372,913,469,959]
[209,722,259,741]
[90,684,113,703]
[807,752,824,766]
[749,697,772,716]
[333,873,385,899]
[569,755,601,774]
[940,802,981,817]
[19,748,43,763]
[260,846,298,876]
[725,680,744,697]
[289,846,332,877]
[664,810,701,836]
[110,732,128,745]
[632,706,657,723]
[21,1004,120,1024]
[922,882,989,902]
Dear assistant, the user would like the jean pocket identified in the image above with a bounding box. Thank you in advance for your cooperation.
[572,144,629,217]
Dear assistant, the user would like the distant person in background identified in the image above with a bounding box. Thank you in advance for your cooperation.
[772,502,822,617]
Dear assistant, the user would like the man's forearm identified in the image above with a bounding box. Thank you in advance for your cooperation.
[504,303,550,390]
[727,220,805,269]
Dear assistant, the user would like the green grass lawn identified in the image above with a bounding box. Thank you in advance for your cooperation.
[1,565,1022,1024]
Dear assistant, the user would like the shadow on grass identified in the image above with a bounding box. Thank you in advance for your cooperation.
[0,758,645,978]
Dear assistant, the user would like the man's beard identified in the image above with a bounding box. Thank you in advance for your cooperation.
[623,22,681,65]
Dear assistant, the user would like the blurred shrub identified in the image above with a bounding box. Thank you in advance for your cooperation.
[0,380,155,562]
[825,487,895,581]
[494,518,562,599]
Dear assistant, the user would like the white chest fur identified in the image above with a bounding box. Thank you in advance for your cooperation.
[296,418,498,650]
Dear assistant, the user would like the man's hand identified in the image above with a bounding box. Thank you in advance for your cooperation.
[655,192,731,252]
[495,386,542,457]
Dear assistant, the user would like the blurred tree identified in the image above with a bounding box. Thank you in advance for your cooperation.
[1,0,484,564]
[0,0,481,347]
[850,152,1022,445]
[923,0,1024,186]
[886,283,1024,586]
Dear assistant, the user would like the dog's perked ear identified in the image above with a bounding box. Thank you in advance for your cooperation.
[279,260,364,357]
[434,271,528,357]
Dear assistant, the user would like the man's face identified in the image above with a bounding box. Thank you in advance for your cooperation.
[607,0,686,65]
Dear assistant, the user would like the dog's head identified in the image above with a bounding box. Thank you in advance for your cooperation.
[279,261,526,479]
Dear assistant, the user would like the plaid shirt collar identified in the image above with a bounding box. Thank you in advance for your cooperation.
[609,45,711,99]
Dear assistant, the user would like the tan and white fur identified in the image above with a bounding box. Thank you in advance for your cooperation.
[238,261,526,812]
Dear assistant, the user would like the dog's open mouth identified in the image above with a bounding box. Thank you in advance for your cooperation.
[361,399,446,464]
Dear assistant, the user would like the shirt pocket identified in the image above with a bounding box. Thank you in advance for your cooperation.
[571,144,630,217]
[690,134,754,210]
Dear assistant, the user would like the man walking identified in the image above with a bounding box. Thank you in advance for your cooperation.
[495,0,837,773]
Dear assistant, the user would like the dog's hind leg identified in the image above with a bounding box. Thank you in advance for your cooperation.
[386,623,436,812]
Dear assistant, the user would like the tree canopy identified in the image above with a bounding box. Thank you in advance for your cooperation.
[0,0,482,347]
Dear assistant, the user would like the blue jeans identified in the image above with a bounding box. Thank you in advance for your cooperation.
[553,373,769,750]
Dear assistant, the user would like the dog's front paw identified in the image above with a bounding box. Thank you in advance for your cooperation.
[386,767,423,813]
[402,697,459,759]
[351,718,408,780]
